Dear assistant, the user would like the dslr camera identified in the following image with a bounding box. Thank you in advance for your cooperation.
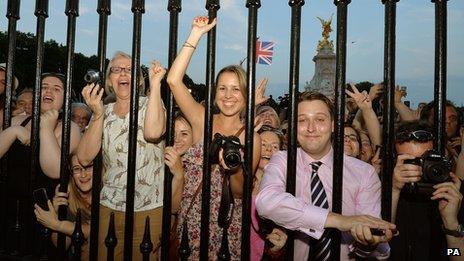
[210,133,242,171]
[84,69,101,85]
[403,150,452,195]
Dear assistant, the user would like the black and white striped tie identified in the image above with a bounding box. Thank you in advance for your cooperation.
[309,161,331,261]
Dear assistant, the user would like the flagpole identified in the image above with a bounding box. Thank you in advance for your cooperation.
[241,36,259,66]
[239,57,247,67]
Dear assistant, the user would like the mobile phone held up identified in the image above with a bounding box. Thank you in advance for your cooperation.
[33,188,49,211]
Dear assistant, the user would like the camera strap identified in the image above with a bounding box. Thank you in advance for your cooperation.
[217,124,244,229]
[217,174,235,259]
[216,126,244,258]
[218,175,235,229]
[179,181,203,255]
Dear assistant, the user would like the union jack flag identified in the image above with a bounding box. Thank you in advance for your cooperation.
[256,40,275,65]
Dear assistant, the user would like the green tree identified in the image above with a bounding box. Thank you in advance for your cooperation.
[1,30,206,103]
[1,31,99,99]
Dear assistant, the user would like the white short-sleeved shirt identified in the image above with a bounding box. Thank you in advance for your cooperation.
[100,97,164,212]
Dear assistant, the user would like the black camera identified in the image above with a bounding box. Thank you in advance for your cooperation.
[403,150,452,195]
[84,69,101,85]
[210,133,242,171]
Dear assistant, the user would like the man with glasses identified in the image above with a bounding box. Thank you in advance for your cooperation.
[71,102,92,132]
[390,120,464,260]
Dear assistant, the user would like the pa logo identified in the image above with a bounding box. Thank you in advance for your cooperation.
[446,248,461,256]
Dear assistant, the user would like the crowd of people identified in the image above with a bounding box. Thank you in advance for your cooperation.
[1,16,463,260]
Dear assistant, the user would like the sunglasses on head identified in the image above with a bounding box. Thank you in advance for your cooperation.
[42,72,65,78]
[396,130,434,142]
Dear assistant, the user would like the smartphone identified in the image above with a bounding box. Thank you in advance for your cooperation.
[371,228,399,237]
[33,188,49,211]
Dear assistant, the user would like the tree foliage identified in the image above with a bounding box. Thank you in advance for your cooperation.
[1,31,100,98]
[1,31,207,103]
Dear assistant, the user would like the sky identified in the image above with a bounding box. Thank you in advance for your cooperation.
[1,0,463,108]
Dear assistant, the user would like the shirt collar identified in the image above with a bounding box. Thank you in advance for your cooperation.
[299,147,334,171]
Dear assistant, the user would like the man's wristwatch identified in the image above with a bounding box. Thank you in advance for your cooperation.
[442,224,464,238]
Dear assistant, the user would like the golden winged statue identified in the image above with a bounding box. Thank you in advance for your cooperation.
[317,14,333,40]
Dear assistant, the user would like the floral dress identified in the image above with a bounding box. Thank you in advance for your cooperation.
[177,141,243,260]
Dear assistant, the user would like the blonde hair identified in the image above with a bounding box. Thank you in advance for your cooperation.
[68,154,92,223]
[104,51,145,97]
[68,179,91,223]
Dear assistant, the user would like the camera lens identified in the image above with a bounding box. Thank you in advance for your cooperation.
[224,152,241,170]
[423,161,450,184]
[84,69,100,84]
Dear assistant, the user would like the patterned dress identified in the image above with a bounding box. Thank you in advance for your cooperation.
[177,141,243,260]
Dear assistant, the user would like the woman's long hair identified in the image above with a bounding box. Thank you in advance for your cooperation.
[68,155,92,223]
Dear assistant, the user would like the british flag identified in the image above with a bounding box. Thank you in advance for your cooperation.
[256,40,275,65]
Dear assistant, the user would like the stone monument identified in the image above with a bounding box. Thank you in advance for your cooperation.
[305,14,336,97]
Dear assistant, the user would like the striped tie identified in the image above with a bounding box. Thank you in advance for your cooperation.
[309,161,331,261]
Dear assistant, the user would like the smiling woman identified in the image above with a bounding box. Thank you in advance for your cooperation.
[34,154,93,258]
[166,16,262,260]
[104,51,146,100]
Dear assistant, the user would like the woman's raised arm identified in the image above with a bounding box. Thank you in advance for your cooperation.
[166,16,217,142]
[76,84,105,166]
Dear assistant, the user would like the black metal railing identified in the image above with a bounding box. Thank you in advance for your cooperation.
[285,0,304,260]
[123,1,145,260]
[381,0,397,223]
[57,1,79,259]
[242,0,260,259]
[200,1,220,260]
[160,0,181,259]
[332,0,350,259]
[88,0,111,259]
[0,0,20,253]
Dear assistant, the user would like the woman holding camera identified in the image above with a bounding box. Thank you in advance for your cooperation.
[77,51,166,260]
[167,16,261,259]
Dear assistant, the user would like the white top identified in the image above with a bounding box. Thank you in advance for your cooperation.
[100,97,164,212]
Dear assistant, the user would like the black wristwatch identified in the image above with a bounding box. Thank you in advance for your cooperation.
[442,224,464,238]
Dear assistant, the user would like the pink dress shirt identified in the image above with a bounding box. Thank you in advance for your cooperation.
[255,147,389,260]
[250,195,265,260]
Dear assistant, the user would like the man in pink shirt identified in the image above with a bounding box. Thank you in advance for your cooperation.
[256,91,396,260]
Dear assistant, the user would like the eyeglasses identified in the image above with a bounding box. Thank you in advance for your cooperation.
[110,67,131,74]
[396,130,434,142]
[361,140,372,147]
[259,125,284,136]
[262,142,280,152]
[344,134,359,143]
[71,165,93,175]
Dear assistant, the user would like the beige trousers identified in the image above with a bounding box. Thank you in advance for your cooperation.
[98,205,163,261]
